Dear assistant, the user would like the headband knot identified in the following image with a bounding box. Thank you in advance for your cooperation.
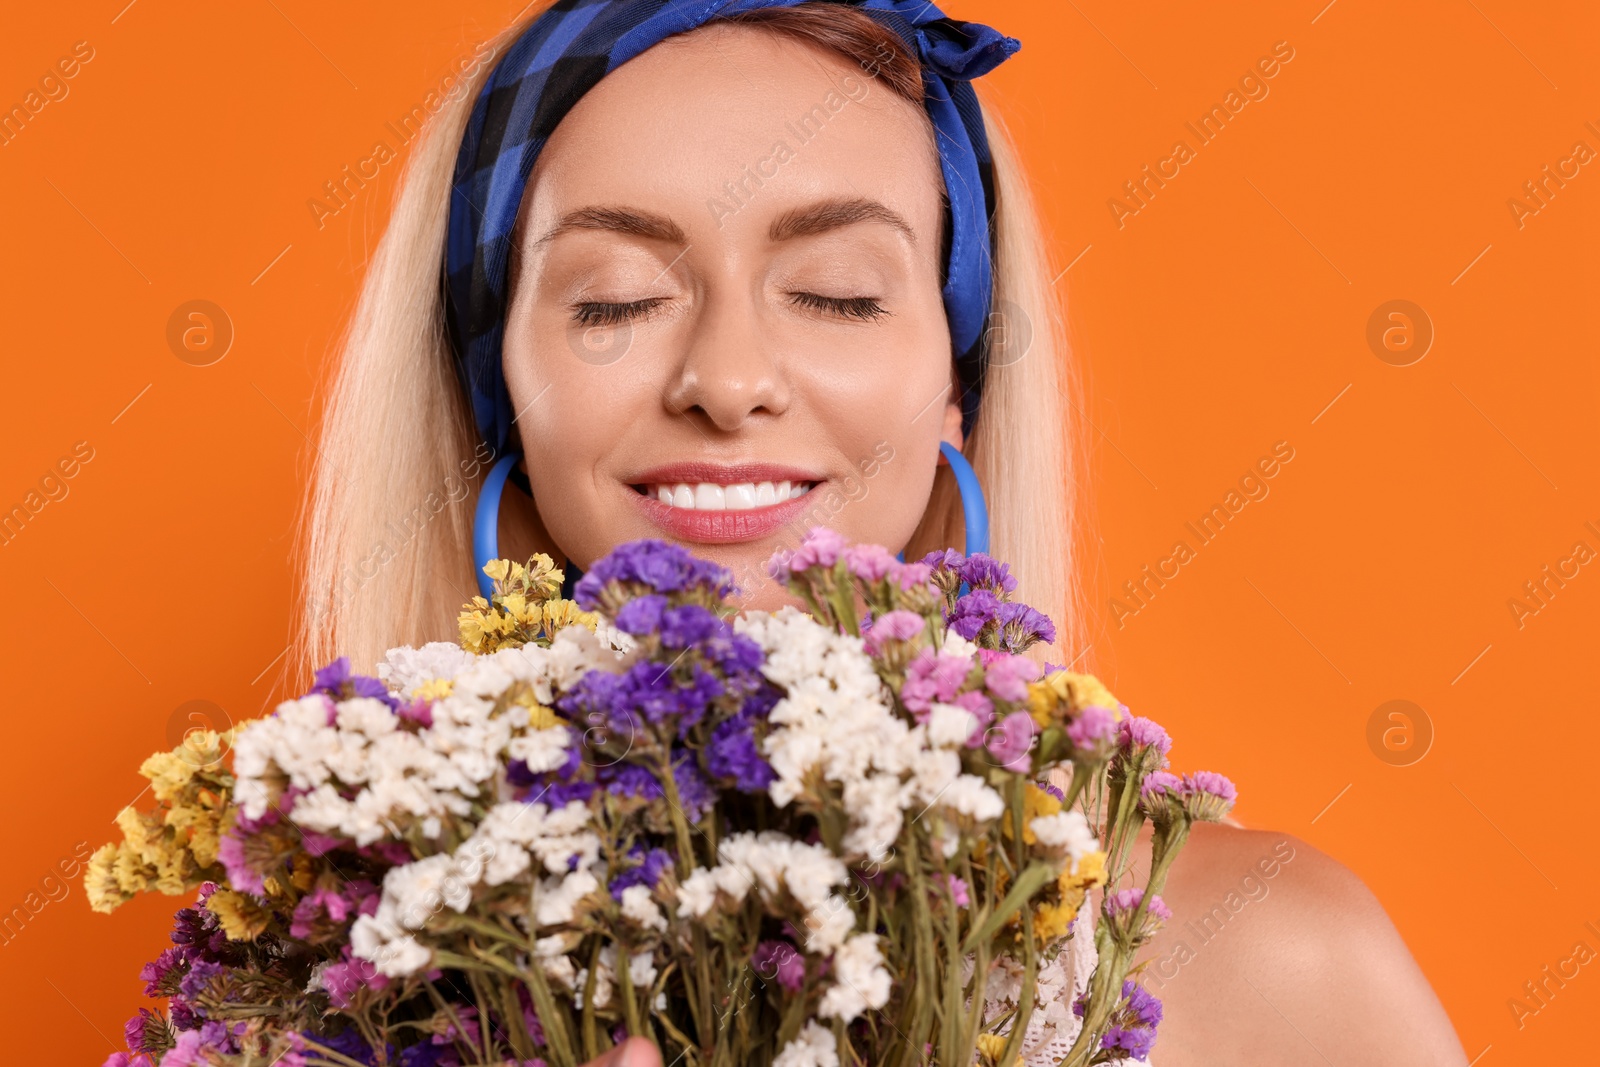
[444,0,1019,457]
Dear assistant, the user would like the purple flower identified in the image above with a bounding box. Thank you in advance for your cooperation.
[707,711,776,793]
[1118,715,1172,755]
[609,847,676,900]
[659,604,720,649]
[1035,778,1065,803]
[995,601,1056,652]
[1067,705,1118,753]
[1102,1025,1156,1060]
[613,594,667,635]
[788,527,848,571]
[982,652,1041,703]
[947,588,1001,640]
[844,543,898,582]
[575,539,734,608]
[985,711,1037,773]
[177,958,225,1007]
[671,751,718,822]
[752,939,807,992]
[958,554,1018,595]
[600,763,664,802]
[309,657,400,711]
[920,548,965,571]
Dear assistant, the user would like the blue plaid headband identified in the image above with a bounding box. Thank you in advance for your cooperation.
[443,0,1020,456]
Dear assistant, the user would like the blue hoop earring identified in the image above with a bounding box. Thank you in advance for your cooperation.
[472,453,586,600]
[473,453,520,599]
[939,441,990,557]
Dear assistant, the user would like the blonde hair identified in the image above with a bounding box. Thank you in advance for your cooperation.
[296,3,1087,677]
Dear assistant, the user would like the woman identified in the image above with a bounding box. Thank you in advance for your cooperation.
[301,1,1466,1062]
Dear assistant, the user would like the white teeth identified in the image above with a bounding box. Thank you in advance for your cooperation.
[647,480,815,510]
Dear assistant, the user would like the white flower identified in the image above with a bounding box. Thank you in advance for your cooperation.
[620,884,668,933]
[941,629,979,659]
[377,641,475,694]
[676,868,720,918]
[1030,810,1098,863]
[773,1021,839,1067]
[802,895,856,954]
[939,775,1006,822]
[506,726,571,774]
[536,868,599,926]
[926,703,978,748]
[818,933,892,1022]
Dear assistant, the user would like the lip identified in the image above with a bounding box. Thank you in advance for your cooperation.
[629,462,825,485]
[624,463,825,545]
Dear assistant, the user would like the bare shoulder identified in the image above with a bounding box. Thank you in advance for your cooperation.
[1130,823,1467,1067]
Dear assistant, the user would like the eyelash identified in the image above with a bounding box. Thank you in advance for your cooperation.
[568,293,888,327]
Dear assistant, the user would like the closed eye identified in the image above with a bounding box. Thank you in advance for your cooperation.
[571,297,669,328]
[789,292,889,322]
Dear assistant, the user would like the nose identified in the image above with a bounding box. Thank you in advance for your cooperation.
[662,288,791,433]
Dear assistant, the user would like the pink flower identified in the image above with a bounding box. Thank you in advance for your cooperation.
[1067,705,1118,752]
[845,543,898,582]
[901,649,976,716]
[789,527,847,571]
[985,711,1037,772]
[1118,715,1171,754]
[946,875,971,907]
[953,689,995,746]
[864,610,926,654]
[1105,887,1171,921]
[983,653,1041,702]
[765,547,796,579]
[891,560,935,591]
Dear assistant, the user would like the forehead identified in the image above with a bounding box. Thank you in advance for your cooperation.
[523,23,942,239]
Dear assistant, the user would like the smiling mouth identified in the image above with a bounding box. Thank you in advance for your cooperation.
[635,480,816,510]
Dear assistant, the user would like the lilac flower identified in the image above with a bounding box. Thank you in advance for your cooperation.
[101,1056,156,1067]
[1102,1025,1156,1060]
[1067,705,1118,755]
[891,561,935,591]
[900,649,976,716]
[982,653,1041,703]
[1182,771,1238,822]
[920,548,965,571]
[177,958,225,1007]
[953,689,995,745]
[575,539,734,608]
[600,764,664,802]
[1118,715,1172,755]
[140,947,186,998]
[752,939,807,992]
[844,543,897,582]
[788,527,848,571]
[671,751,718,822]
[216,819,275,897]
[985,711,1037,773]
[323,946,389,1010]
[995,601,1056,652]
[958,554,1018,595]
[863,609,925,654]
[947,588,1001,640]
[945,875,971,907]
[124,1008,171,1055]
[1104,887,1172,922]
[309,657,400,711]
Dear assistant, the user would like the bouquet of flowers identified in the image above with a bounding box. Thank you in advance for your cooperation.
[88,529,1235,1067]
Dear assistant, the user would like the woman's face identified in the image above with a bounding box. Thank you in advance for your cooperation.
[501,23,960,608]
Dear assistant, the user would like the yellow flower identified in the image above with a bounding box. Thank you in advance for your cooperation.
[1031,850,1108,945]
[412,677,454,701]
[84,844,129,914]
[976,1034,1008,1063]
[1027,671,1121,729]
[1002,781,1062,846]
[206,889,272,941]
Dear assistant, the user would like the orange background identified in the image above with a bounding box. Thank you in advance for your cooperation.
[1,1,1595,1063]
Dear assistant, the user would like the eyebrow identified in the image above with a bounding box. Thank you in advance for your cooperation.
[530,196,916,249]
